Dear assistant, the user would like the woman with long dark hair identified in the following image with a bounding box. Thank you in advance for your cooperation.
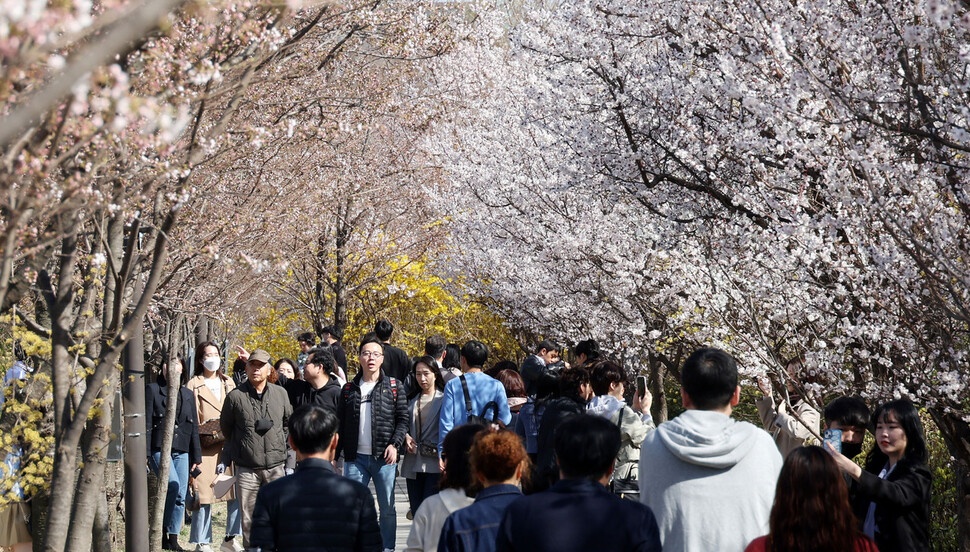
[745,446,877,552]
[828,398,931,552]
[146,352,202,551]
[402,355,446,514]
[186,342,244,551]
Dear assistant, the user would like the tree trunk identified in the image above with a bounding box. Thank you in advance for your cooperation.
[122,306,149,552]
[647,354,668,423]
[194,315,209,345]
[43,216,81,552]
[930,409,970,552]
[150,316,186,550]
[65,370,115,552]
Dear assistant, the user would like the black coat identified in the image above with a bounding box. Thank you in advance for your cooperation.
[380,344,411,391]
[145,383,202,465]
[336,372,409,462]
[278,374,341,414]
[250,458,382,552]
[496,478,662,552]
[850,458,931,552]
[532,396,585,493]
[331,342,348,372]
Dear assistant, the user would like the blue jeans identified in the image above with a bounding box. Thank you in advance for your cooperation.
[150,451,189,535]
[189,500,242,544]
[345,455,397,550]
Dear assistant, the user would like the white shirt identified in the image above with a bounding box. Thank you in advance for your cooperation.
[204,376,223,400]
[357,381,377,455]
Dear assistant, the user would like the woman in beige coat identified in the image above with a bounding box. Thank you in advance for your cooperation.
[187,342,244,552]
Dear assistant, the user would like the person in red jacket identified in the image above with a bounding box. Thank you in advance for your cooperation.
[745,446,878,552]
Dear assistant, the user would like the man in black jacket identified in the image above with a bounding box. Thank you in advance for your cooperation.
[250,405,382,552]
[337,334,409,552]
[278,347,342,413]
[496,414,662,552]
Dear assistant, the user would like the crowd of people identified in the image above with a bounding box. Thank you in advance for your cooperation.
[141,321,933,552]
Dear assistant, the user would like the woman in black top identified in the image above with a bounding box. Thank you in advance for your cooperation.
[146,354,202,551]
[828,398,931,552]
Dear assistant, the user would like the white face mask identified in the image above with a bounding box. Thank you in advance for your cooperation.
[203,357,221,372]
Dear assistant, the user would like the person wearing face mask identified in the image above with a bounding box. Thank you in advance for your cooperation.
[823,397,871,460]
[186,342,244,552]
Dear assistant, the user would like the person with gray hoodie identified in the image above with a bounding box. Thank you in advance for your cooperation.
[638,348,783,552]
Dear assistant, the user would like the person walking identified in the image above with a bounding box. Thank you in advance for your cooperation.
[496,415,662,552]
[220,348,292,549]
[744,446,878,552]
[402,356,445,515]
[438,430,528,552]
[186,342,244,552]
[249,405,382,552]
[147,354,202,551]
[405,424,483,552]
[337,334,409,552]
[828,398,931,552]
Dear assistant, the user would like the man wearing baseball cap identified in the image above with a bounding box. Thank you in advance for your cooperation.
[220,348,293,549]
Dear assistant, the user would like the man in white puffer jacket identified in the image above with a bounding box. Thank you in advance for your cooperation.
[638,348,783,552]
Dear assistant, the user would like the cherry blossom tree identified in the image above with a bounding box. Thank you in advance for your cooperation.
[431,1,970,546]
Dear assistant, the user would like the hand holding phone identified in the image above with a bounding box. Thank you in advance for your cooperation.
[823,428,842,454]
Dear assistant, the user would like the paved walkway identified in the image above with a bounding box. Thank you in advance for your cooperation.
[367,476,413,551]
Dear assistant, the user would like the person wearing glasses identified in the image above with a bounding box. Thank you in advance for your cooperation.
[337,333,410,552]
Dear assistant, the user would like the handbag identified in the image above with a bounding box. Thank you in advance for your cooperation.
[199,418,225,448]
[416,395,440,458]
[197,378,231,448]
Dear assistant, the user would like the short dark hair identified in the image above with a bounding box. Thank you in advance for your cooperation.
[374,320,394,341]
[573,339,600,362]
[298,332,315,345]
[823,397,870,429]
[307,346,336,373]
[461,340,488,368]
[289,405,338,455]
[681,348,738,410]
[425,335,447,358]
[358,333,382,353]
[559,366,590,402]
[588,359,626,396]
[274,358,297,372]
[537,340,560,354]
[554,414,621,480]
[321,325,343,341]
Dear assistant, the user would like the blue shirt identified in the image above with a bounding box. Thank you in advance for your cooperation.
[438,484,522,552]
[439,372,512,454]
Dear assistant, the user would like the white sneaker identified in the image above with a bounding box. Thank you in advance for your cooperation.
[220,539,244,552]
[193,545,213,552]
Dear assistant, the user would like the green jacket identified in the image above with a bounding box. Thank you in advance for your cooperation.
[220,381,292,470]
